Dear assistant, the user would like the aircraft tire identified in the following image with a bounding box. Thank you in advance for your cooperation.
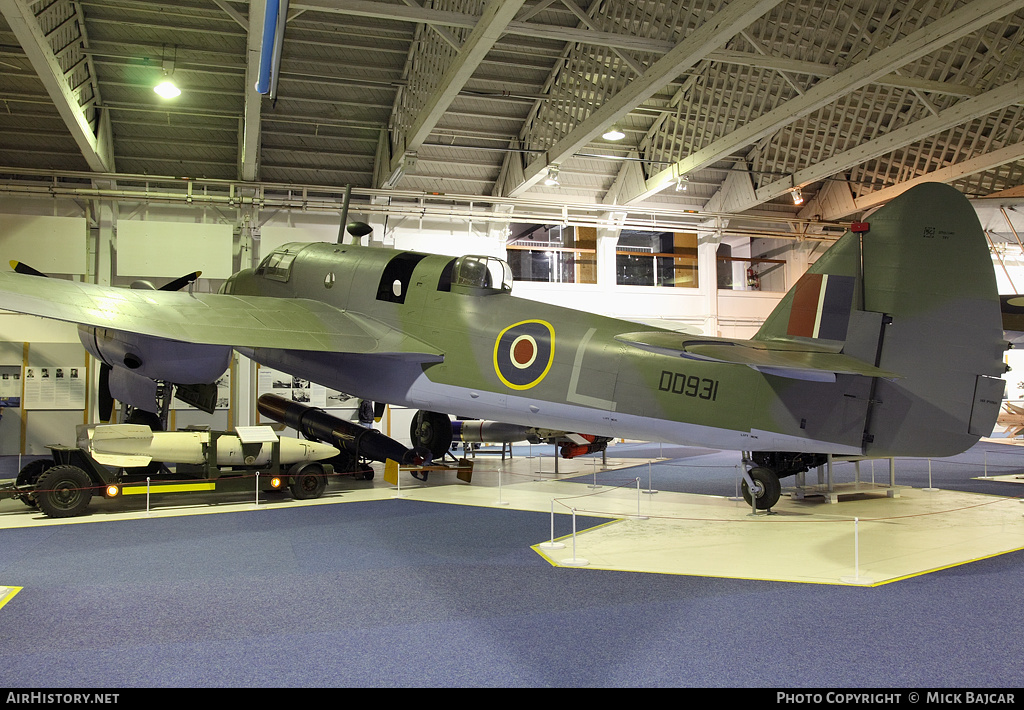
[410,410,453,461]
[741,466,781,510]
[289,463,328,500]
[35,465,94,518]
[16,459,53,508]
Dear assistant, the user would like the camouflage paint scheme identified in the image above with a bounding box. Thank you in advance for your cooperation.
[221,183,1005,459]
[0,183,1007,460]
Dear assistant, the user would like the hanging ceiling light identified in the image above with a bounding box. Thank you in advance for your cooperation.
[154,44,181,99]
[154,80,181,98]
[602,126,625,141]
[543,166,560,186]
[676,175,689,191]
[791,188,804,205]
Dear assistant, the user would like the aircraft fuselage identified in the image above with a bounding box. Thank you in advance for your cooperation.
[223,242,865,455]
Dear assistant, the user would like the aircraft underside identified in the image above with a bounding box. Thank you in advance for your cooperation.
[242,347,864,457]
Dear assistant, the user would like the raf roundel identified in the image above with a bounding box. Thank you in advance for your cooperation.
[494,320,555,390]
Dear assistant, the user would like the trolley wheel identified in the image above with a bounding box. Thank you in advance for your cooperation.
[289,464,327,500]
[35,465,93,518]
[741,466,782,510]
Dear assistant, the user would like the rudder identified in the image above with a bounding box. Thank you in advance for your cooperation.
[756,183,1006,457]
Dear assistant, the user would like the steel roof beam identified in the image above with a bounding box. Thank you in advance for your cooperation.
[0,0,113,172]
[500,0,787,198]
[383,0,527,188]
[239,0,266,181]
[809,140,1024,220]
[614,0,1024,206]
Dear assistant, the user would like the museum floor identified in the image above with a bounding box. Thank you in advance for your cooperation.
[3,439,1022,587]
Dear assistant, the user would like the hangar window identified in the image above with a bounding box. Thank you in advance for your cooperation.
[255,249,298,283]
[616,231,698,288]
[506,224,596,284]
[377,252,428,304]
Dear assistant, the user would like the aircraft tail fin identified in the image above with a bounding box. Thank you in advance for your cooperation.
[755,182,1006,457]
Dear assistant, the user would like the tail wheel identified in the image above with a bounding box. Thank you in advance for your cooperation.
[35,465,93,518]
[289,464,327,500]
[741,466,782,510]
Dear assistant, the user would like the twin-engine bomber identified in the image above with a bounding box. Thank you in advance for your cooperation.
[0,183,1007,510]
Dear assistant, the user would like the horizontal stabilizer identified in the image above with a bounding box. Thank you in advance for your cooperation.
[615,332,899,382]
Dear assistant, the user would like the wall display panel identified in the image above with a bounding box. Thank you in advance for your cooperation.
[256,365,353,410]
[117,221,233,279]
[0,215,87,274]
[23,365,86,410]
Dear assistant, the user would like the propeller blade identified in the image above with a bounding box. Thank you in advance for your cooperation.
[10,261,47,277]
[160,271,202,291]
[97,363,114,423]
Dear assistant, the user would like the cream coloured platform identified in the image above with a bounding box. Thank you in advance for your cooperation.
[2,450,1022,587]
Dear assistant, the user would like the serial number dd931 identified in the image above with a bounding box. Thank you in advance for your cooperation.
[658,371,720,401]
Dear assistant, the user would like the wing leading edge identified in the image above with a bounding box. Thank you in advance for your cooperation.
[0,271,442,358]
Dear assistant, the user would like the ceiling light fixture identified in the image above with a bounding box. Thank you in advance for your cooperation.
[602,126,625,141]
[155,44,181,99]
[543,166,560,186]
[676,175,689,191]
[791,188,804,205]
[154,80,181,99]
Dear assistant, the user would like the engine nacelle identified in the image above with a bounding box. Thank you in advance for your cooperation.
[79,326,231,384]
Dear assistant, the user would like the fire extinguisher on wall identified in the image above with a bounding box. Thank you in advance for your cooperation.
[747,267,760,290]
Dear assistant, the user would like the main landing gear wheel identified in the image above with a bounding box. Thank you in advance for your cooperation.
[35,465,93,518]
[410,410,452,462]
[742,466,782,511]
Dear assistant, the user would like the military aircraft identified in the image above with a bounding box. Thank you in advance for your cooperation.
[0,183,1007,509]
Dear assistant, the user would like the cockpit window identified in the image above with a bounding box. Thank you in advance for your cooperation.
[451,255,513,292]
[255,249,298,283]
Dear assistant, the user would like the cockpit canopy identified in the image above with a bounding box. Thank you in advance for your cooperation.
[450,255,513,293]
[255,244,306,283]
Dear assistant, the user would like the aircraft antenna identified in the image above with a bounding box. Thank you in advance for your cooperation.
[338,184,351,244]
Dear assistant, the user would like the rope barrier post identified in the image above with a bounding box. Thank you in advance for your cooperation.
[254,471,260,507]
[643,460,658,495]
[494,465,509,506]
[633,477,648,520]
[146,476,151,515]
[840,516,874,585]
[560,507,589,567]
[728,463,743,502]
[539,499,565,550]
[924,458,938,492]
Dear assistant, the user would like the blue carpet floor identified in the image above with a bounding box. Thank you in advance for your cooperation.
[1,443,1023,688]
[0,493,1022,688]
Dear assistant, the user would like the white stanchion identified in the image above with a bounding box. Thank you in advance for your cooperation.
[560,508,588,566]
[923,458,938,492]
[633,477,648,520]
[642,460,658,495]
[840,517,873,585]
[539,499,565,550]
[728,464,743,501]
[494,466,509,506]
[146,476,151,515]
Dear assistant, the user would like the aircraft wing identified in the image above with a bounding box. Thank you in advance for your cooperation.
[615,331,899,382]
[0,271,442,357]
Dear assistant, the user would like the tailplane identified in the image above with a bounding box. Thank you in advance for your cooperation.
[755,182,1006,457]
